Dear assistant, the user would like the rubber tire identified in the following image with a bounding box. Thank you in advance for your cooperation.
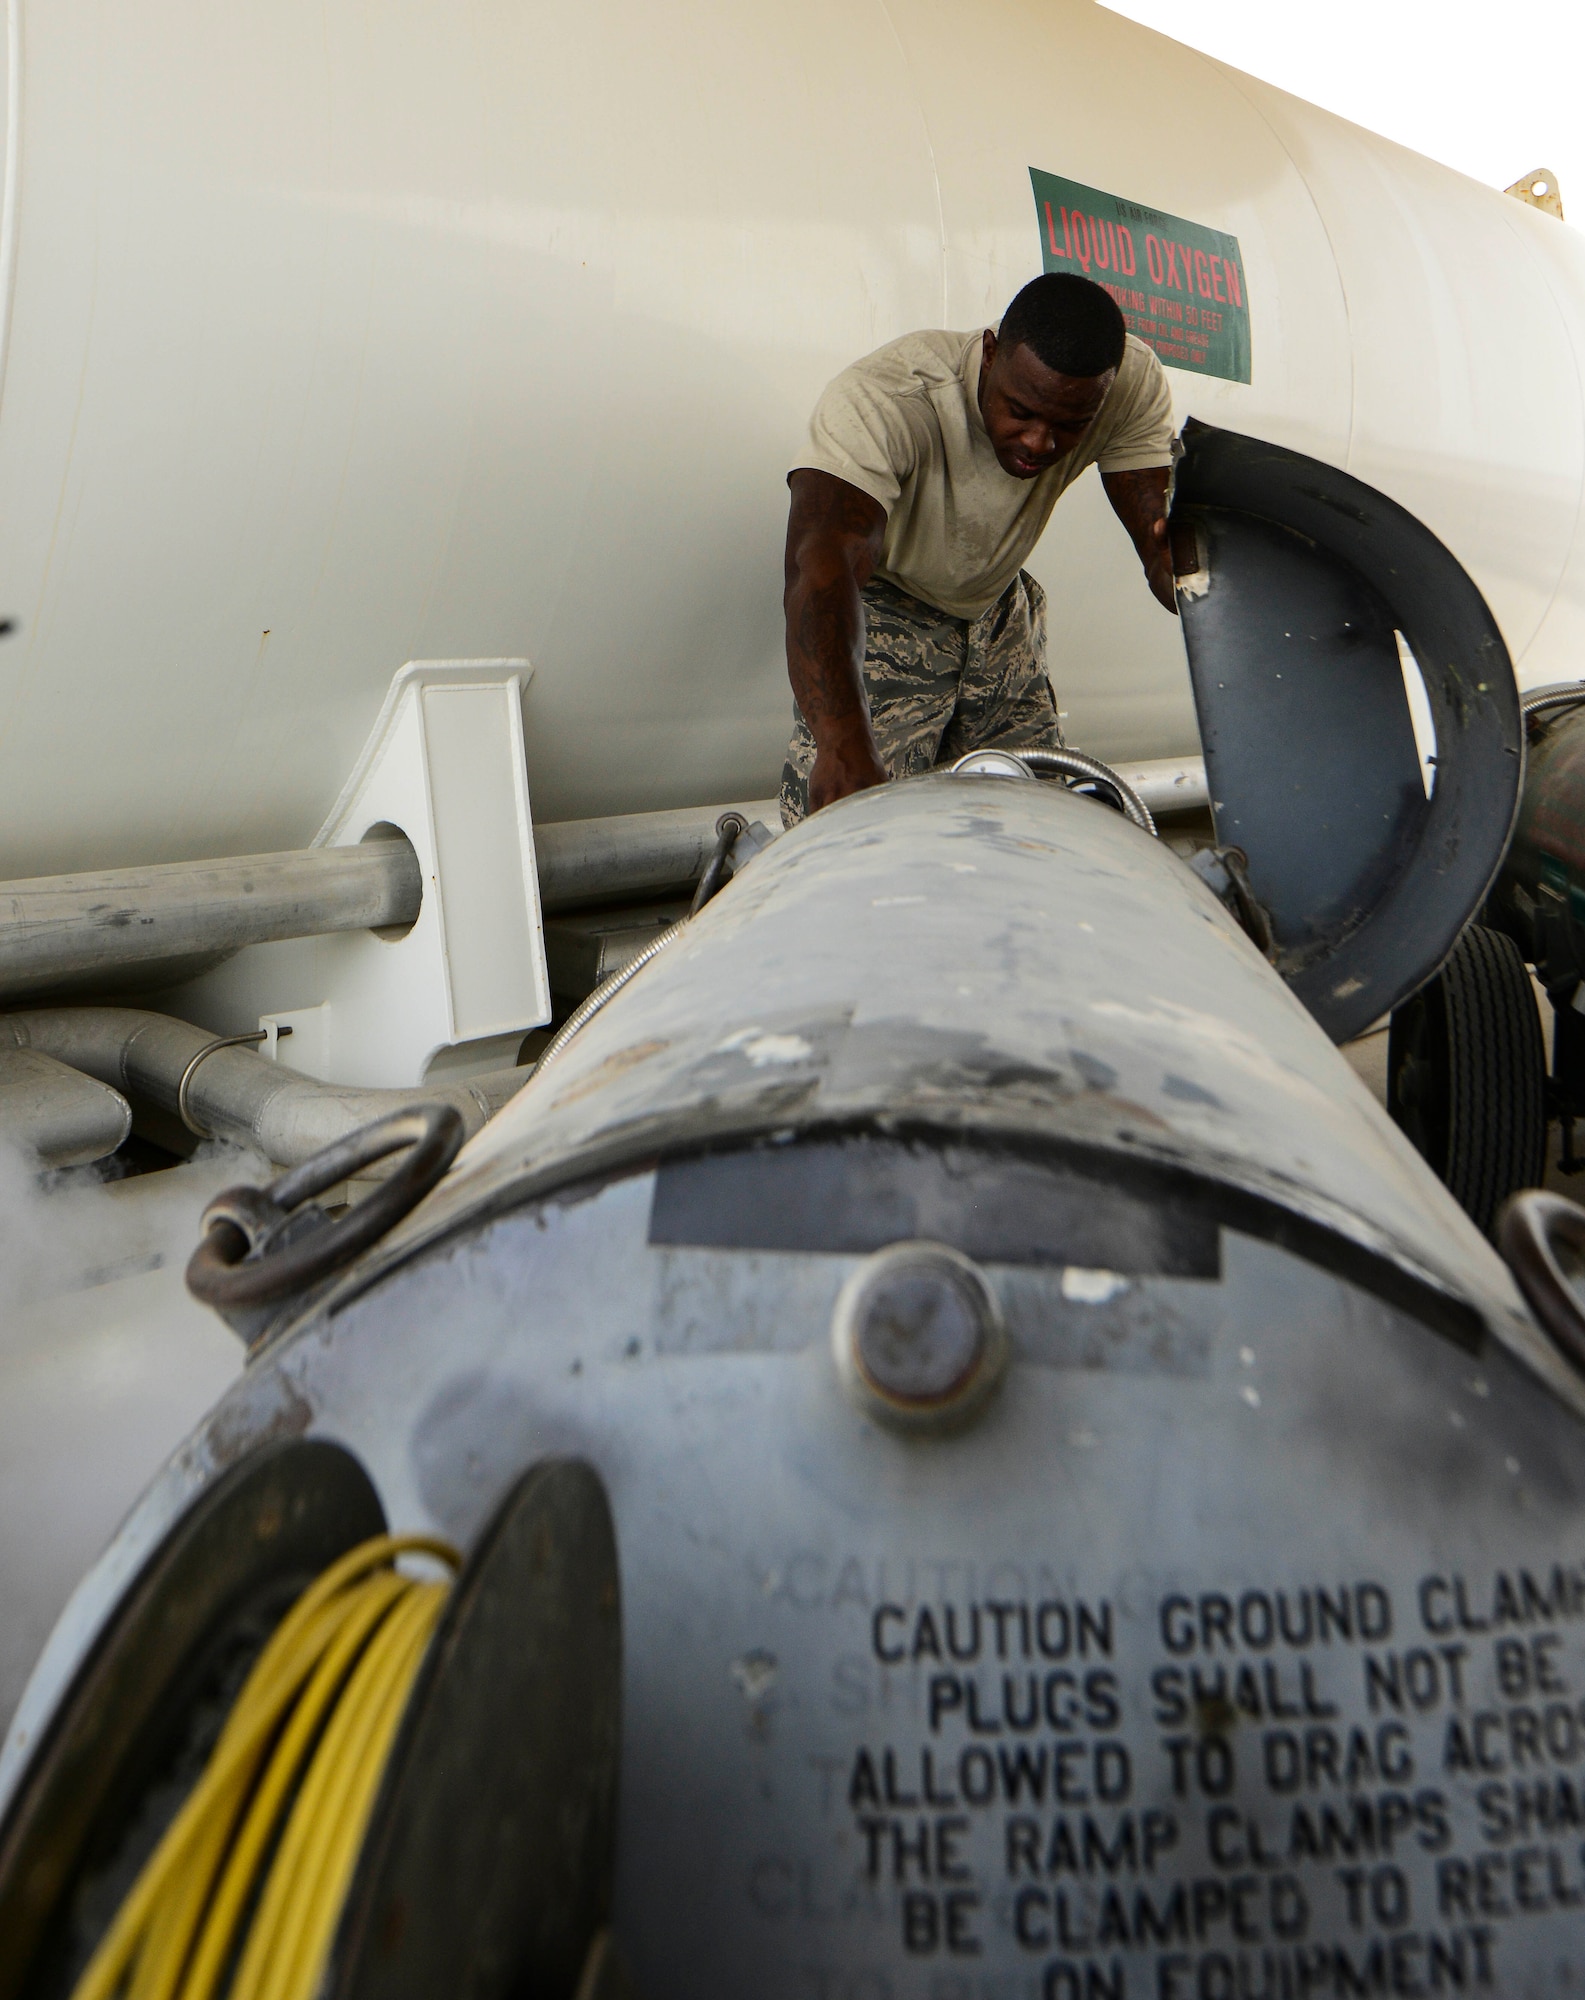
[1387,922,1547,1237]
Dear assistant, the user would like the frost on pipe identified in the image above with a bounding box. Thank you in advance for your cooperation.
[1171,420,1522,1044]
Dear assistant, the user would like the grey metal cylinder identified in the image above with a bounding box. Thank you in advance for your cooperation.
[39,775,1584,1997]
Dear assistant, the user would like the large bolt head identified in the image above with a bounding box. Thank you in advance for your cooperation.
[831,1241,1008,1433]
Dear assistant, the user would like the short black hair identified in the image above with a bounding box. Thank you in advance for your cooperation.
[998,273,1125,378]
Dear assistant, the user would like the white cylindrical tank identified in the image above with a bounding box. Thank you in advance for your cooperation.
[0,0,1579,873]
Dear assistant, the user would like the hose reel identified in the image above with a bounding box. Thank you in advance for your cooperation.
[69,1532,463,2000]
[0,1444,623,2000]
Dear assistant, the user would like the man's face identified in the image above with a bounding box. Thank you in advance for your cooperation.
[977,329,1115,479]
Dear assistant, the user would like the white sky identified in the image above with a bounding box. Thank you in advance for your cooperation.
[1100,0,1585,232]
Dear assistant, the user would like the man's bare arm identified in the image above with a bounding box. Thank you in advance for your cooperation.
[1101,466,1176,614]
[784,469,890,812]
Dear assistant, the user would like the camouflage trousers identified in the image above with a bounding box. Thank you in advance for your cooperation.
[779,570,1062,827]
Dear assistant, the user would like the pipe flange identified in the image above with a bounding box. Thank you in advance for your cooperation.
[831,1240,1008,1434]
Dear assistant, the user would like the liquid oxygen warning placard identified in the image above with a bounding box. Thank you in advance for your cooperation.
[1029,168,1252,383]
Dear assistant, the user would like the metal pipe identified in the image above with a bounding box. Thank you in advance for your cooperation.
[322,765,1205,947]
[0,768,1201,1017]
[534,800,778,913]
[0,1049,132,1168]
[531,768,1202,918]
[0,1010,527,1168]
[0,769,1201,1012]
[0,838,423,1006]
[1114,756,1209,816]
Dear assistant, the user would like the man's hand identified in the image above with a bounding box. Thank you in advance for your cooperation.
[1101,466,1177,614]
[809,726,889,814]
[785,469,890,811]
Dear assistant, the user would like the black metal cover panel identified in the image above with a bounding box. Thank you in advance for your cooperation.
[1172,421,1522,1042]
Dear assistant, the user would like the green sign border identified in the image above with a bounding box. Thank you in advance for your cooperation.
[1029,167,1251,384]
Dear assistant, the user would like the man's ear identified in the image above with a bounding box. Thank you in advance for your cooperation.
[980,328,998,377]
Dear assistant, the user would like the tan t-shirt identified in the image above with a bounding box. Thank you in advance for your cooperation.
[795,328,1175,620]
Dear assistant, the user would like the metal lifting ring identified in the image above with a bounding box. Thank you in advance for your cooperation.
[185,1101,464,1320]
[176,1029,268,1137]
[1497,1189,1585,1374]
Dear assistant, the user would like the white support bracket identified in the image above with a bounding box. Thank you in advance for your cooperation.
[311,659,551,1081]
[170,661,551,1087]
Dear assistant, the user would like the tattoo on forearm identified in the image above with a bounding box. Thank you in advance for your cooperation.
[1101,466,1177,613]
[791,580,867,726]
[1101,467,1170,551]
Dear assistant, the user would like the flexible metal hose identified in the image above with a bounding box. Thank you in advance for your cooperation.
[531,919,687,1076]
[1522,682,1585,723]
[1012,748,1158,836]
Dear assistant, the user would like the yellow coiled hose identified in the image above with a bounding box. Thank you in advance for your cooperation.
[71,1532,460,2000]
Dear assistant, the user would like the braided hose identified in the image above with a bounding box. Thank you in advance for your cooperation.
[533,918,688,1076]
[1522,682,1585,723]
[1011,748,1158,837]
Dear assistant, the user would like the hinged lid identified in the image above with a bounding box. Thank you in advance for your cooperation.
[1172,419,1523,1042]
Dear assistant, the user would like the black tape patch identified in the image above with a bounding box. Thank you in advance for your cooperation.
[648,1134,1220,1278]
